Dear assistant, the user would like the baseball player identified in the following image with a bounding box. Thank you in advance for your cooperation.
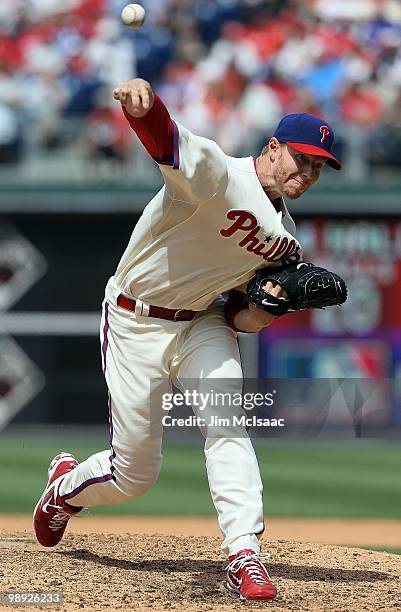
[33,78,343,601]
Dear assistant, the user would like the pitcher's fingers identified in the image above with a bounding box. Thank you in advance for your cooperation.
[140,87,150,109]
[263,281,275,292]
[129,90,141,109]
[263,281,287,298]
[119,90,128,105]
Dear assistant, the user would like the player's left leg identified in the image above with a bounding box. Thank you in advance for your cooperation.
[171,303,276,600]
[171,304,264,546]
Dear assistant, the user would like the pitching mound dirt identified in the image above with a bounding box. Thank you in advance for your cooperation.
[1,533,400,611]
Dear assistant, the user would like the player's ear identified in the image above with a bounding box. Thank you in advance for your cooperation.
[268,137,280,162]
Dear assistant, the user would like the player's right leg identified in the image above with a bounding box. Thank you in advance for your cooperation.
[33,298,175,546]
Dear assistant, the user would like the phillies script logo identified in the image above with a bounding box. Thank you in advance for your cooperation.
[320,125,330,144]
[220,210,301,263]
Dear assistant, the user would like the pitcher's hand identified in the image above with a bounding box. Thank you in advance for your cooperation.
[113,78,154,118]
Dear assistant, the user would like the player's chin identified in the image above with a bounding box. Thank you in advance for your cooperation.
[283,186,305,200]
[283,180,309,199]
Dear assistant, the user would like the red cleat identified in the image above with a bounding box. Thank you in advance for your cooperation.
[33,453,81,547]
[226,548,277,601]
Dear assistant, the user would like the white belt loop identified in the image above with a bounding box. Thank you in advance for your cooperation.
[134,298,151,317]
[134,298,144,316]
[141,301,150,317]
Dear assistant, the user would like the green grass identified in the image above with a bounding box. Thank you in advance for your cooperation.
[356,546,401,555]
[1,432,400,518]
[258,439,401,518]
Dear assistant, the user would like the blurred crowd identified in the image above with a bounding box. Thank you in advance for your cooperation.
[0,0,401,171]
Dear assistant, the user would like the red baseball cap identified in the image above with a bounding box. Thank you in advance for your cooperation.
[273,113,342,170]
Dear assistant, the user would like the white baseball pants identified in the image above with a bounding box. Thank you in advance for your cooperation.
[59,285,264,555]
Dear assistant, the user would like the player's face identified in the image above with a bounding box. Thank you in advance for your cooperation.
[274,145,327,199]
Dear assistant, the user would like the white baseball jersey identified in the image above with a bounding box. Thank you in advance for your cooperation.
[109,121,302,311]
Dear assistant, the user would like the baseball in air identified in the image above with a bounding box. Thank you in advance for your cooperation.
[121,3,146,29]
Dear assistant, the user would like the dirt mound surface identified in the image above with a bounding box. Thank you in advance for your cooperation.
[1,533,400,611]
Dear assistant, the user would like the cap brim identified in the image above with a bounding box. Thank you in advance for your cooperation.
[286,142,342,170]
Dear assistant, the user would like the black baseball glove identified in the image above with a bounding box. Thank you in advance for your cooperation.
[247,262,348,318]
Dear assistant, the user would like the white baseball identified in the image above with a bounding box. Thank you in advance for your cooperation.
[120,3,146,29]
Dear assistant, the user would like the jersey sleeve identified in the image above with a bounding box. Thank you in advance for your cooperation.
[122,96,227,202]
[122,96,177,167]
[224,289,248,332]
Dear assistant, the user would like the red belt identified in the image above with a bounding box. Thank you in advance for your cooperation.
[117,294,197,322]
